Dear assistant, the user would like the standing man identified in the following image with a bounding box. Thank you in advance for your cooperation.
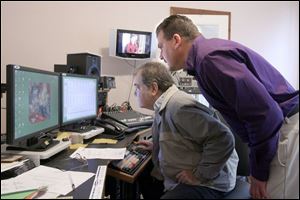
[133,62,238,199]
[156,14,299,199]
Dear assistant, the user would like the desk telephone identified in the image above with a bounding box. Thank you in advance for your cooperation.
[95,118,127,136]
[95,113,151,137]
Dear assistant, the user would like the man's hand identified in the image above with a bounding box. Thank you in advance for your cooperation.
[250,175,269,199]
[176,170,199,185]
[135,140,153,151]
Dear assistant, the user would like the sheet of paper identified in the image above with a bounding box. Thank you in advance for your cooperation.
[1,159,28,173]
[70,147,126,160]
[1,165,95,196]
[1,154,24,162]
[1,177,39,195]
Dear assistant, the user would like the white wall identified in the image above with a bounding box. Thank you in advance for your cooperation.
[1,1,299,134]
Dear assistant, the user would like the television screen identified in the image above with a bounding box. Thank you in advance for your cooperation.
[61,73,98,126]
[116,29,152,59]
[6,65,60,149]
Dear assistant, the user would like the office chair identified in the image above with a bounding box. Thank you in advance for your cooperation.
[214,110,251,199]
[223,134,251,199]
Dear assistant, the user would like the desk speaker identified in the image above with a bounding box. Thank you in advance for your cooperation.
[67,53,101,77]
[54,64,77,74]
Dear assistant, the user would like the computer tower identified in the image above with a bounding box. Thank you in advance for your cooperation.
[67,53,101,77]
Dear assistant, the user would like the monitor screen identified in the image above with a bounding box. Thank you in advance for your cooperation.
[61,73,98,126]
[6,65,60,148]
[116,29,152,59]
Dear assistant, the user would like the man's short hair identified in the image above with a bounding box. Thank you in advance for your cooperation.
[156,15,200,41]
[134,62,174,92]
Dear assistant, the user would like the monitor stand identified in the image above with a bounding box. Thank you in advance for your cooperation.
[5,140,70,160]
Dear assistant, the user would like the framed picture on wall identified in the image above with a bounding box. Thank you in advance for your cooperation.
[170,7,231,40]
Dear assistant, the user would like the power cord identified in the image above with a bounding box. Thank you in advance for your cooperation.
[126,59,137,103]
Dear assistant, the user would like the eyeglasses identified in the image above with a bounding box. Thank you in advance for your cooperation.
[73,152,88,164]
[62,153,88,171]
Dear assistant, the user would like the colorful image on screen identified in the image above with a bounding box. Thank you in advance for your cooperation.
[29,82,51,124]
[120,33,150,54]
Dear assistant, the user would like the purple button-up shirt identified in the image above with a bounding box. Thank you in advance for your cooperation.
[186,35,299,181]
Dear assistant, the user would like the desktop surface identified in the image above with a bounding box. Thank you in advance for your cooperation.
[50,129,150,199]
[2,128,152,199]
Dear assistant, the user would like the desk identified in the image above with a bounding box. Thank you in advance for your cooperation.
[41,128,152,199]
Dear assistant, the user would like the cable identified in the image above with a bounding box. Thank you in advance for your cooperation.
[127,60,137,103]
[123,59,136,68]
[105,59,136,113]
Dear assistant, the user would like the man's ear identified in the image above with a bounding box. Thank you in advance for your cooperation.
[151,82,159,96]
[173,33,182,49]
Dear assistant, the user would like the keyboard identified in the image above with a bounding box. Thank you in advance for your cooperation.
[102,110,153,128]
[6,139,60,151]
[71,125,97,133]
[109,143,151,175]
[80,127,104,139]
[89,165,107,199]
[6,140,71,160]
[61,125,104,139]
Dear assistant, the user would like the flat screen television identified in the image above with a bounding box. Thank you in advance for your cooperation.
[110,29,154,59]
[60,73,98,129]
[6,64,60,150]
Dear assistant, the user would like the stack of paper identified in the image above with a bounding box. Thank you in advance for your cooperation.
[1,165,95,198]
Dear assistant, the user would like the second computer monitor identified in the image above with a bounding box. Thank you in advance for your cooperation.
[61,73,98,126]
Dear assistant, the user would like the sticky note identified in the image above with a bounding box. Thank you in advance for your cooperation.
[69,144,88,150]
[56,132,71,140]
[92,138,118,144]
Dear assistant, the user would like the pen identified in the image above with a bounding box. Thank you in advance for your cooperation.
[24,186,47,199]
[55,167,76,191]
[68,171,76,191]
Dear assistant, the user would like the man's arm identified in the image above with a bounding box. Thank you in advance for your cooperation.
[173,105,235,181]
[200,51,283,181]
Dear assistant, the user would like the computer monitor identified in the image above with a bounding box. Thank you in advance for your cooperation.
[60,73,98,127]
[6,65,60,150]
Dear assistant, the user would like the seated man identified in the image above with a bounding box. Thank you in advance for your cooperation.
[133,62,239,199]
